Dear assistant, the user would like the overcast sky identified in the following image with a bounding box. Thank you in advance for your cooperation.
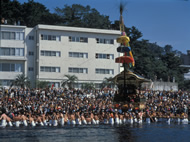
[18,0,190,53]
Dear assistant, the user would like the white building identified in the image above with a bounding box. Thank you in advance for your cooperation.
[0,24,121,88]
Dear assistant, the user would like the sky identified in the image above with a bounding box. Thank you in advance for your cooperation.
[18,0,190,53]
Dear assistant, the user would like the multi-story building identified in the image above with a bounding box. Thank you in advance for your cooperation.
[0,24,120,88]
[181,50,190,80]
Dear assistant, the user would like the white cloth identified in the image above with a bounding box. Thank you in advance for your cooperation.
[40,122,44,126]
[15,121,20,127]
[71,120,76,125]
[43,120,48,126]
[92,119,96,125]
[82,120,87,125]
[60,118,64,126]
[154,117,158,122]
[134,118,137,123]
[119,119,123,124]
[123,118,127,124]
[138,119,143,123]
[115,118,119,125]
[23,120,28,126]
[31,121,36,127]
[166,118,170,124]
[53,120,58,126]
[146,118,151,123]
[109,118,114,125]
[182,118,188,124]
[8,121,13,127]
[129,118,133,124]
[104,119,108,124]
[1,119,7,127]
[67,120,70,125]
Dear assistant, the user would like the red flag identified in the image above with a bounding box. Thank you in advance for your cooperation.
[51,84,54,89]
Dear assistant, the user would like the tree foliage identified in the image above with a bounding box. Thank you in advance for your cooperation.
[55,4,111,29]
[1,0,62,27]
[132,40,188,88]
[82,82,95,90]
[12,74,30,88]
[101,77,116,89]
[36,80,49,89]
[61,74,78,89]
[1,0,23,25]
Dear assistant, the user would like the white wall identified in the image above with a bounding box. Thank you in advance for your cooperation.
[37,25,120,86]
[1,24,121,88]
[0,25,26,85]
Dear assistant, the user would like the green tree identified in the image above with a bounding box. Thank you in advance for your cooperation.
[21,0,56,27]
[36,80,49,89]
[160,53,188,84]
[164,45,173,53]
[1,0,23,25]
[182,80,190,91]
[61,74,78,89]
[131,39,188,89]
[13,74,30,88]
[55,4,111,29]
[82,82,95,90]
[101,77,116,89]
[1,0,62,26]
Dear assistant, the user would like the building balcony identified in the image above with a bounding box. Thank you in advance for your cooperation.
[0,72,23,80]
[0,56,27,61]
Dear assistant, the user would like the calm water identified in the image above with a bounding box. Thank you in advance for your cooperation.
[0,123,190,142]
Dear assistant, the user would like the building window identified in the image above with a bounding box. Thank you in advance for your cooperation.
[41,34,61,41]
[29,51,34,56]
[95,68,114,75]
[40,66,60,73]
[95,53,114,59]
[69,36,88,43]
[69,52,88,58]
[1,31,24,40]
[41,50,61,57]
[0,80,14,86]
[0,63,23,72]
[68,67,88,74]
[0,48,24,56]
[29,36,34,40]
[96,38,114,44]
[28,67,34,71]
[95,83,101,89]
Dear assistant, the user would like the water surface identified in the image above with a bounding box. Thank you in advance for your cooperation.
[0,123,190,142]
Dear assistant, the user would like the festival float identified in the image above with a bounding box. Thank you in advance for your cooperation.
[113,4,151,110]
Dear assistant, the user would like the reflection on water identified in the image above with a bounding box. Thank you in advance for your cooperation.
[0,123,190,142]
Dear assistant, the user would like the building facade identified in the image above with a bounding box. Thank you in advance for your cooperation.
[0,24,120,88]
[181,50,190,80]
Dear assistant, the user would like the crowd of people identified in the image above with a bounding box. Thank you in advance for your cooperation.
[0,87,190,127]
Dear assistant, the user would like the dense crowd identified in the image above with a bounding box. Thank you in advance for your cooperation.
[0,88,190,127]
